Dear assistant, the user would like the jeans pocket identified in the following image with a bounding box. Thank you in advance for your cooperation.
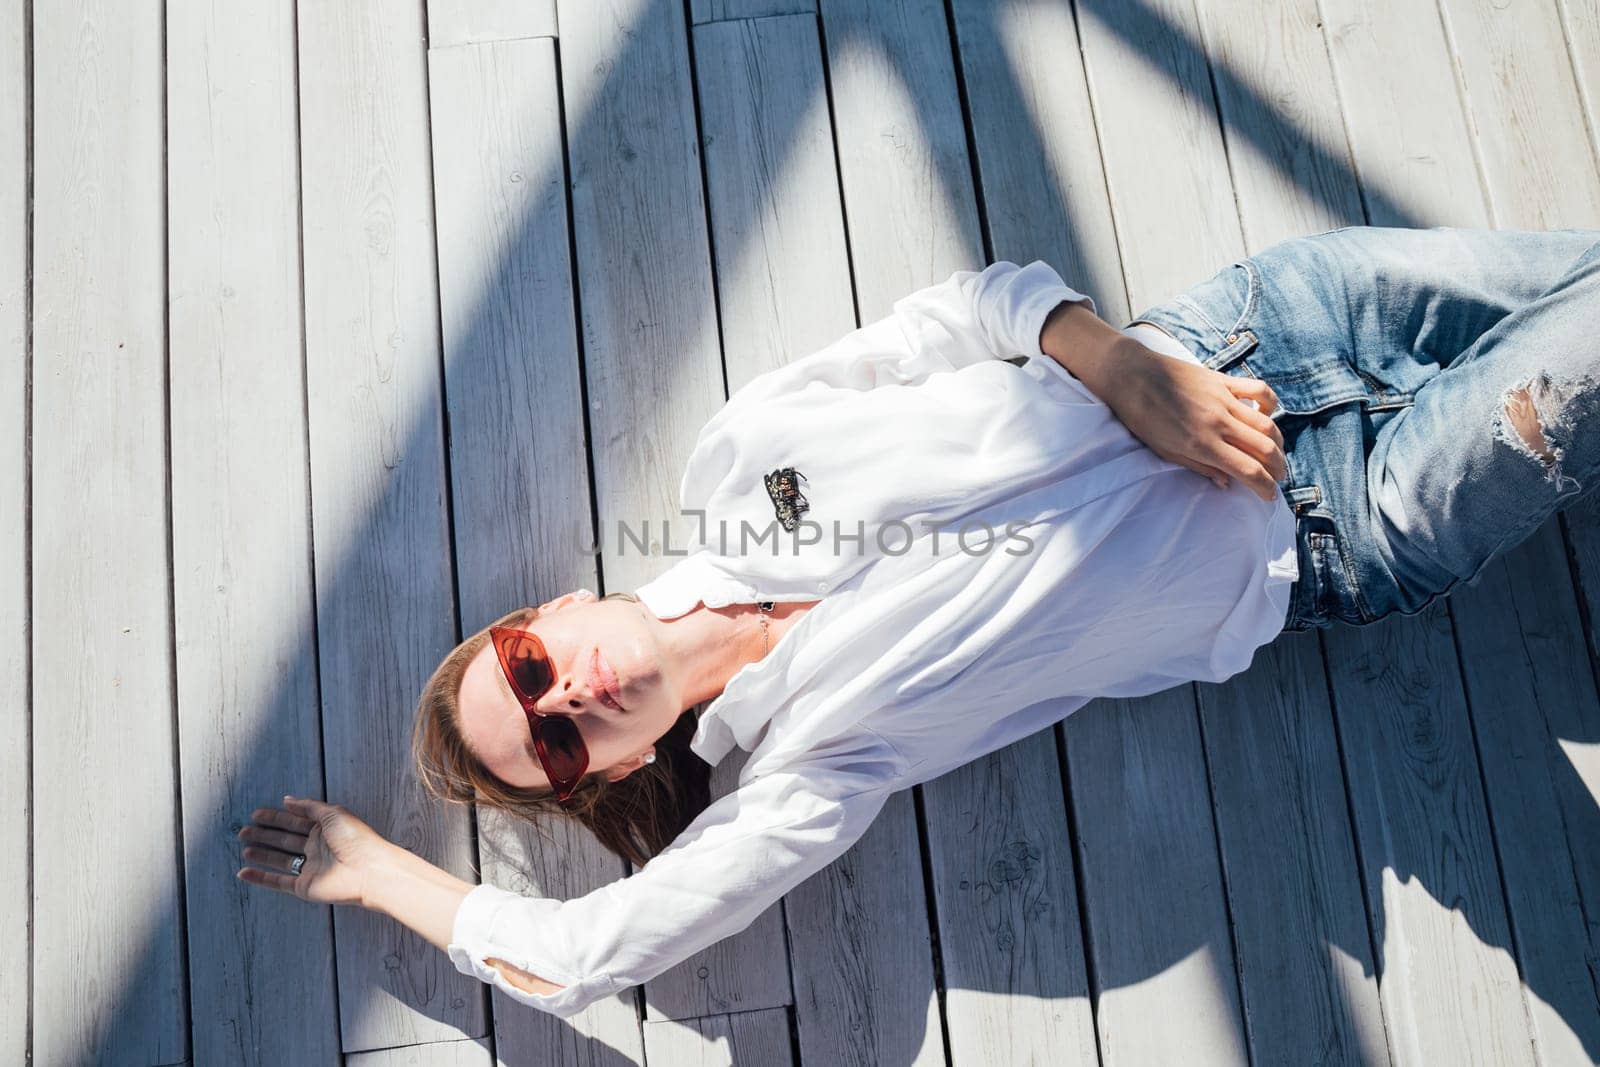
[1302,513,1371,627]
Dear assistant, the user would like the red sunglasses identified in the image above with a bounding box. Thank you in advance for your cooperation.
[489,625,589,803]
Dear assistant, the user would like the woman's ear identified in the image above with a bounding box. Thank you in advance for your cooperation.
[539,588,597,613]
[602,750,655,783]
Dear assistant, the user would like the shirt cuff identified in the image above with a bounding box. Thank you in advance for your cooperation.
[1011,260,1096,361]
[446,882,618,1018]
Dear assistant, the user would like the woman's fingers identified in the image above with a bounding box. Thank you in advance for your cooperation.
[252,805,315,836]
[1227,376,1280,418]
[283,794,336,820]
[237,865,299,895]
[1229,396,1285,455]
[1210,437,1279,500]
[241,844,302,873]
[239,823,306,854]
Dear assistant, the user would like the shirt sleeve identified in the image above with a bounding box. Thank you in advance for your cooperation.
[715,259,1094,406]
[445,732,903,1017]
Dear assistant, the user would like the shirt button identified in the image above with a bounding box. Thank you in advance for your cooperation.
[816,581,829,592]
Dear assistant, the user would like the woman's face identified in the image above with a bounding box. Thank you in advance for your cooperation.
[455,591,684,790]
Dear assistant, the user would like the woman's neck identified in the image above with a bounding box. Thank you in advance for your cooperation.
[656,598,820,708]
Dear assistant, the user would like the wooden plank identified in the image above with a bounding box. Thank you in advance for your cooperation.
[1067,1,1251,1060]
[297,0,486,1049]
[692,14,855,392]
[165,1,343,1063]
[1183,2,1388,1061]
[426,35,647,1061]
[1319,0,1486,228]
[1448,526,1600,1065]
[1195,636,1388,1065]
[1322,609,1534,1065]
[554,0,726,595]
[1560,0,1600,169]
[1331,2,1599,1061]
[0,0,26,1062]
[793,3,987,1062]
[948,0,1128,315]
[427,0,556,48]
[30,1,185,1063]
[920,735,1099,1066]
[1435,0,1600,229]
[690,0,814,26]
[1063,691,1247,1066]
[346,1036,496,1067]
[643,1006,793,1065]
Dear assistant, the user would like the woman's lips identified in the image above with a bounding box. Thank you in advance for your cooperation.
[591,647,625,711]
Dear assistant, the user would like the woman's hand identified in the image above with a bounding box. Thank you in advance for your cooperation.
[236,795,392,908]
[1040,301,1289,501]
[1101,337,1288,500]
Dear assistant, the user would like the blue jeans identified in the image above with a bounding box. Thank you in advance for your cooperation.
[1129,226,1600,632]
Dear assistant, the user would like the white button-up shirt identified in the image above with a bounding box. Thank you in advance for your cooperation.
[446,261,1299,1016]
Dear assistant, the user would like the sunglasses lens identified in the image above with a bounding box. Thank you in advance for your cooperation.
[538,716,587,780]
[500,631,555,701]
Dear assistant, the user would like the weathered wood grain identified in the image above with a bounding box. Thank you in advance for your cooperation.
[166,1,343,1063]
[948,0,1129,316]
[1064,690,1247,1066]
[1185,1,1389,1061]
[692,14,856,391]
[1560,0,1600,170]
[643,1006,794,1065]
[427,36,648,1063]
[554,0,727,596]
[1318,0,1485,229]
[347,1036,497,1066]
[30,1,185,1062]
[1448,524,1600,1065]
[428,0,557,48]
[1068,0,1252,1060]
[1435,0,1600,229]
[1322,606,1534,1065]
[690,0,814,25]
[0,0,26,1063]
[297,0,486,1049]
[1196,635,1388,1065]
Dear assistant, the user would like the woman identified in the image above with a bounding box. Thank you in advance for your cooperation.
[237,225,1599,1018]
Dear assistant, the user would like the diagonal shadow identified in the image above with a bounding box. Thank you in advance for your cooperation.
[71,0,1599,1062]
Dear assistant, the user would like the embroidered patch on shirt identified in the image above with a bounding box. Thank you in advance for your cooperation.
[763,467,810,532]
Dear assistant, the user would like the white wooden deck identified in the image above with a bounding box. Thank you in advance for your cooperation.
[6,0,1600,1063]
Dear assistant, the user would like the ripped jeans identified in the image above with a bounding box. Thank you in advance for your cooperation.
[1128,226,1600,631]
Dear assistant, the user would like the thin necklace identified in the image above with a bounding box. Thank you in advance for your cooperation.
[757,600,774,657]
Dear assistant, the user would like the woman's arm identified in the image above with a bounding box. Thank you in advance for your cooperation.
[236,795,565,996]
[1040,299,1288,501]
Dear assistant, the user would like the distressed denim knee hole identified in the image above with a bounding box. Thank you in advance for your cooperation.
[1493,371,1593,495]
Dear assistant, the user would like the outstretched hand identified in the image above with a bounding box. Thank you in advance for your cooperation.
[1103,337,1288,500]
[236,795,392,908]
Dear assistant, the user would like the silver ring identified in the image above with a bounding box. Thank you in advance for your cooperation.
[290,854,306,876]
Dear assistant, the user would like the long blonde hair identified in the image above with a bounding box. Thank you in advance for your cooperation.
[410,594,711,866]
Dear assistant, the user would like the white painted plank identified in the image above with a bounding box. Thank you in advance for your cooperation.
[1436,0,1600,229]
[643,1006,793,1065]
[1319,0,1487,228]
[347,1036,496,1067]
[690,0,814,25]
[166,0,343,1062]
[427,36,648,1060]
[799,2,990,1062]
[1322,609,1535,1065]
[1448,525,1600,1065]
[1067,1,1250,1060]
[427,0,556,48]
[949,0,1129,315]
[1063,691,1247,1066]
[0,0,26,1062]
[554,0,727,596]
[1184,2,1389,1061]
[1559,0,1600,169]
[297,0,486,1049]
[692,14,856,392]
[30,1,185,1063]
[1196,636,1389,1065]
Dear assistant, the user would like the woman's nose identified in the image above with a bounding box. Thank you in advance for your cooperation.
[535,672,586,714]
